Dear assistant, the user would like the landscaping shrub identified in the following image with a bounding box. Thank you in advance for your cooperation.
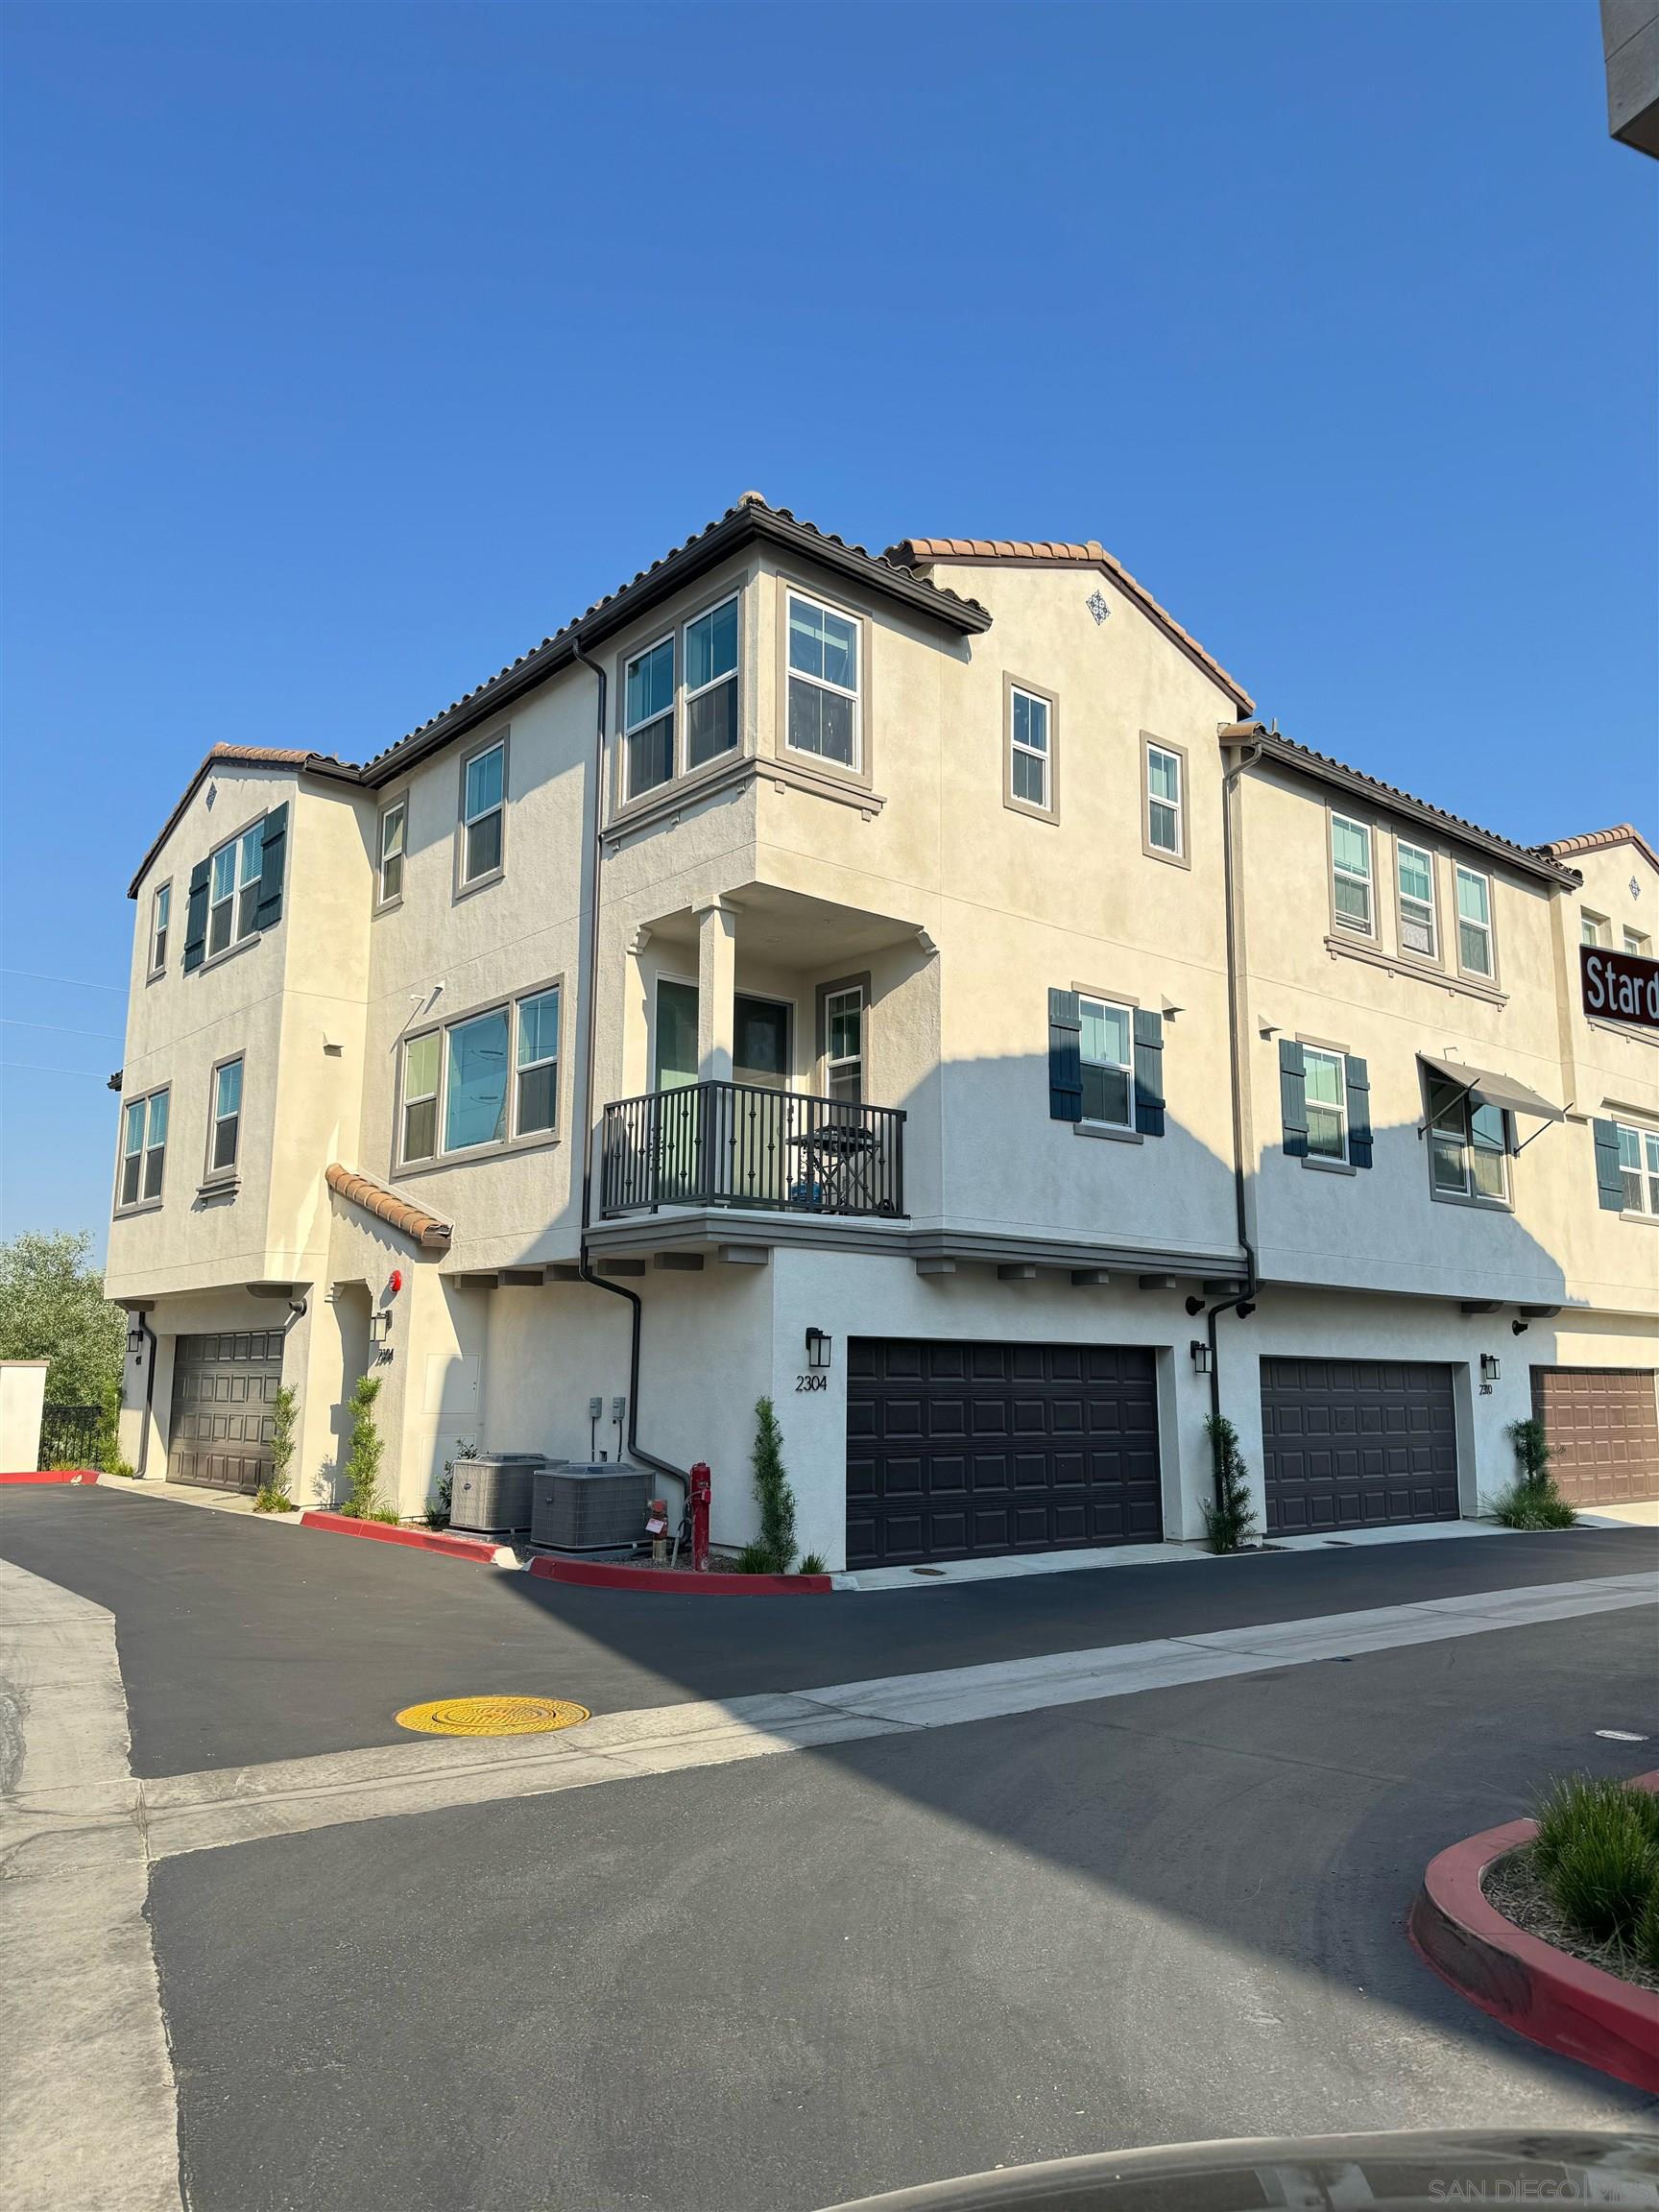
[1201,1415,1258,1554]
[253,1383,299,1512]
[423,1472,453,1530]
[734,1541,775,1575]
[745,1396,797,1572]
[337,1373,387,1520]
[1488,1418,1575,1529]
[798,1551,828,1575]
[1531,1773,1659,1945]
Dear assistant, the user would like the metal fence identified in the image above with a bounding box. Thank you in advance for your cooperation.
[602,1081,905,1220]
[38,1403,107,1469]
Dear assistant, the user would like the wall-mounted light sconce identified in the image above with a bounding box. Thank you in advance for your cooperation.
[1511,1319,1528,1337]
[1190,1339,1213,1377]
[1235,1300,1257,1321]
[126,1318,146,1356]
[1480,1353,1503,1383]
[368,1310,393,1346]
[805,1327,832,1372]
[1184,1294,1206,1318]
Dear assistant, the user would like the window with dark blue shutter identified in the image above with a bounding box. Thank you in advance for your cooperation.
[253,802,288,931]
[1592,1118,1625,1211]
[181,859,210,974]
[1132,1008,1165,1137]
[1345,1055,1373,1169]
[1047,989,1082,1122]
[1279,1038,1308,1158]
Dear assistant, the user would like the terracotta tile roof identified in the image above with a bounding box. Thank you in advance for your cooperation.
[1222,724,1583,888]
[125,744,349,898]
[1541,823,1659,875]
[358,493,992,781]
[888,536,1254,714]
[325,1165,452,1250]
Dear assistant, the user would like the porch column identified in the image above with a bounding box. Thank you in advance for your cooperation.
[694,898,736,1082]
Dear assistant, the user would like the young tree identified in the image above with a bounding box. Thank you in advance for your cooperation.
[254,1383,299,1512]
[748,1395,798,1572]
[1202,1414,1259,1554]
[341,1373,388,1519]
[0,1231,126,1464]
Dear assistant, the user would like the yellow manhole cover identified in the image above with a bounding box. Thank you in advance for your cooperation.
[396,1695,590,1738]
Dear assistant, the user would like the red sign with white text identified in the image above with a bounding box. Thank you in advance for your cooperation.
[1580,943,1659,1031]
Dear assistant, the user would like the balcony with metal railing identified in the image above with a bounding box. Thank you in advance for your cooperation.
[601,1082,905,1221]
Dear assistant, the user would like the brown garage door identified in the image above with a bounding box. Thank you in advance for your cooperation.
[1531,1368,1659,1506]
[846,1338,1162,1569]
[167,1331,284,1494]
[1261,1358,1460,1535]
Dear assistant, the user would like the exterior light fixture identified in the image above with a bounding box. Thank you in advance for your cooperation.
[805,1327,831,1372]
[1190,1339,1213,1377]
[1511,1318,1529,1337]
[1481,1353,1503,1382]
[126,1318,146,1356]
[368,1310,392,1346]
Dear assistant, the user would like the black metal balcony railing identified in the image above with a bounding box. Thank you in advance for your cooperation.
[601,1081,905,1220]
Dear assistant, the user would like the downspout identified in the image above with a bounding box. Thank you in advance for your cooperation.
[568,636,689,1524]
[133,1311,158,1479]
[1203,728,1264,1498]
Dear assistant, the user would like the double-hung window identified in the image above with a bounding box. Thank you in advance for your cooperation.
[378,798,406,905]
[118,1089,168,1209]
[1429,1076,1508,1203]
[685,598,738,771]
[1079,997,1133,1129]
[1396,842,1437,958]
[460,741,505,886]
[207,822,264,957]
[786,590,859,768]
[1145,743,1184,858]
[1455,866,1494,978]
[401,1032,441,1165]
[1614,1123,1659,1215]
[208,1059,243,1177]
[1331,815,1373,934]
[1302,1046,1348,1162]
[1009,687,1051,811]
[149,883,171,975]
[515,988,560,1136]
[824,986,864,1105]
[624,637,676,799]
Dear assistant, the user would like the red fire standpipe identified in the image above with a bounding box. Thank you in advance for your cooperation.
[689,1462,711,1572]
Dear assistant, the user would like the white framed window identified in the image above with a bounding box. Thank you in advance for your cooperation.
[1331,815,1373,934]
[1396,841,1437,958]
[1614,1122,1659,1215]
[207,822,264,958]
[460,740,505,886]
[1303,1046,1348,1163]
[117,1088,169,1210]
[624,636,676,799]
[1079,997,1133,1129]
[1581,911,1610,948]
[207,1058,243,1177]
[401,1031,441,1165]
[1455,866,1494,977]
[378,798,406,906]
[785,589,859,769]
[1623,927,1649,958]
[1429,1076,1508,1204]
[824,985,864,1104]
[1009,687,1050,810]
[148,882,171,976]
[684,597,738,772]
[1145,744,1184,858]
[515,987,560,1136]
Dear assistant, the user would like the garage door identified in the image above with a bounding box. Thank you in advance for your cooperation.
[1531,1368,1659,1507]
[846,1339,1161,1569]
[1261,1358,1459,1535]
[167,1332,284,1494]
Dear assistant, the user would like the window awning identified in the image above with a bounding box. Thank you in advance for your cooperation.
[1419,1054,1564,1123]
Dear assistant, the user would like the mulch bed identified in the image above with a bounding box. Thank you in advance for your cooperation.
[1482,1843,1659,1997]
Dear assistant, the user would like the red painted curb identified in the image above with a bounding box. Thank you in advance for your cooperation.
[1408,1769,1659,2094]
[528,1555,834,1596]
[0,1469,101,1485]
[298,1510,505,1565]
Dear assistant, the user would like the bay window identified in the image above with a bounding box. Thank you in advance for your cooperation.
[786,590,859,768]
[624,637,676,799]
[685,598,738,770]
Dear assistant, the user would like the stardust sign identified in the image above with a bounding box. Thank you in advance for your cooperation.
[1580,943,1659,1030]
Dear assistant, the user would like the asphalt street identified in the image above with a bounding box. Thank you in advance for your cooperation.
[3,1487,1657,2212]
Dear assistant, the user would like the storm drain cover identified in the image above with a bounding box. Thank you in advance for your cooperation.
[396,1695,590,1738]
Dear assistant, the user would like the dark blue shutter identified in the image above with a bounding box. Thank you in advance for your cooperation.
[253,803,288,931]
[1279,1038,1308,1158]
[182,859,210,973]
[1592,1118,1625,1211]
[1132,1008,1165,1137]
[1345,1055,1373,1168]
[1047,989,1082,1122]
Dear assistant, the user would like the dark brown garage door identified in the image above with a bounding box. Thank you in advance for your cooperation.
[167,1332,284,1494]
[1531,1368,1659,1506]
[1261,1358,1459,1535]
[846,1339,1161,1569]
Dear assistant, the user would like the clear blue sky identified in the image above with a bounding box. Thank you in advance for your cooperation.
[2,2,1653,1256]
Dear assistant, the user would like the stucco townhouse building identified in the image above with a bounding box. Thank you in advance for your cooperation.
[106,494,1659,1569]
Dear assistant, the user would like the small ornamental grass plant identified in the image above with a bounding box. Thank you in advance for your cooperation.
[1530,1774,1659,1957]
[1486,1417,1575,1530]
